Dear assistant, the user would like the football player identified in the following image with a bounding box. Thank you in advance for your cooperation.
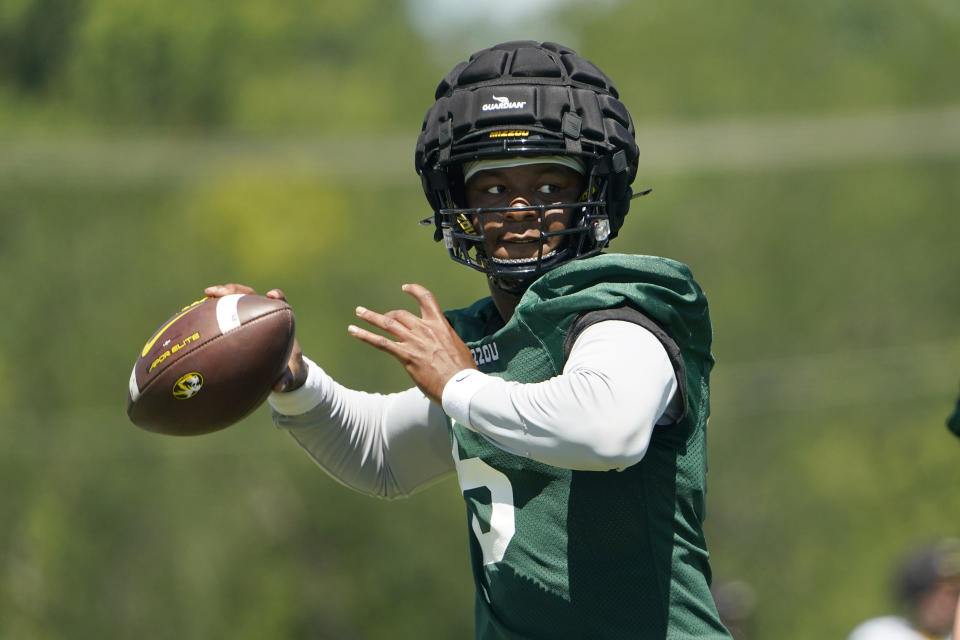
[947,384,959,438]
[208,41,730,638]
[847,539,960,640]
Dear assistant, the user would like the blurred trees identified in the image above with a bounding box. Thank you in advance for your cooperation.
[0,0,85,92]
[68,0,235,126]
[4,0,959,131]
[569,0,960,118]
[1,1,959,639]
[0,0,435,130]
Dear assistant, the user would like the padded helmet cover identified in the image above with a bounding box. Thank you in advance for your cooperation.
[414,41,641,279]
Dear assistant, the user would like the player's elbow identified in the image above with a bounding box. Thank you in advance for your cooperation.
[563,374,657,470]
[549,404,654,471]
[582,418,653,470]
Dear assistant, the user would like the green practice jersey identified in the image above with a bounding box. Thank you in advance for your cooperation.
[444,253,730,639]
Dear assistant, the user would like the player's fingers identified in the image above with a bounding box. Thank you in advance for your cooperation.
[347,323,404,357]
[204,283,257,297]
[401,283,444,320]
[265,288,287,301]
[384,308,422,329]
[355,306,413,339]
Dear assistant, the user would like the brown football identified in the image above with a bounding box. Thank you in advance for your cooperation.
[126,294,295,435]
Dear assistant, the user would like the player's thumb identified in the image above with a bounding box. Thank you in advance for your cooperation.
[273,368,296,393]
[273,347,307,393]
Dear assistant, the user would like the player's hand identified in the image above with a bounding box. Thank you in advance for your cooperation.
[349,283,476,405]
[204,283,308,393]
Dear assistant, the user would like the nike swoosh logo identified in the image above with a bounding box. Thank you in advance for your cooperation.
[141,298,207,358]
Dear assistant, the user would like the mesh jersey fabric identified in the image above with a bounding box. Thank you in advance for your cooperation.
[443,253,731,639]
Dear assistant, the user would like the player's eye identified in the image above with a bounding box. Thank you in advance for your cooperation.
[537,183,560,195]
[485,184,506,195]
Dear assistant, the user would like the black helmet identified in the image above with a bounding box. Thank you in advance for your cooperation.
[414,41,642,289]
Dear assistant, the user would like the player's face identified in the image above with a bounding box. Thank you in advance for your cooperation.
[916,578,960,634]
[464,163,586,263]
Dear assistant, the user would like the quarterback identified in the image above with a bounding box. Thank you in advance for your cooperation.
[208,41,730,638]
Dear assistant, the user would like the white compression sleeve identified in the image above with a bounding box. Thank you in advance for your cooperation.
[441,320,679,471]
[268,358,454,499]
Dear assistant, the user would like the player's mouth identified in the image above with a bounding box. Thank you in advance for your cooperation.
[500,230,543,243]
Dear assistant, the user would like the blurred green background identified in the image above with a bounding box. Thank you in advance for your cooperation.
[1,0,959,638]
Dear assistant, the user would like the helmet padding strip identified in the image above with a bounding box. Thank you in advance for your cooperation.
[462,155,586,183]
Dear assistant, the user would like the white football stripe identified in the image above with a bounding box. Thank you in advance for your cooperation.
[216,294,244,334]
[128,365,140,402]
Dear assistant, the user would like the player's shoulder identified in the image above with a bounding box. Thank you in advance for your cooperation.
[529,253,707,313]
[606,251,694,274]
[548,252,699,289]
[606,252,701,288]
[594,251,694,273]
[519,253,712,350]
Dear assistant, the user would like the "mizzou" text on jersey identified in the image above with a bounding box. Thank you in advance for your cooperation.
[471,342,500,366]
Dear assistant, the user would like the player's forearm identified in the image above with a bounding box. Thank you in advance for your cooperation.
[442,321,678,471]
[269,357,454,498]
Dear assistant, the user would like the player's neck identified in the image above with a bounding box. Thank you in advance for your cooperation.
[487,280,522,323]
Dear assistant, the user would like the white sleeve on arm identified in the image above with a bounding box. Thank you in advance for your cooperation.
[441,320,680,472]
[268,357,454,499]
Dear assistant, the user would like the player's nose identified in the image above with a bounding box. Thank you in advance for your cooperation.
[503,197,537,221]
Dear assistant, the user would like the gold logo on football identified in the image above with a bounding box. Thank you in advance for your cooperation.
[172,372,204,399]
